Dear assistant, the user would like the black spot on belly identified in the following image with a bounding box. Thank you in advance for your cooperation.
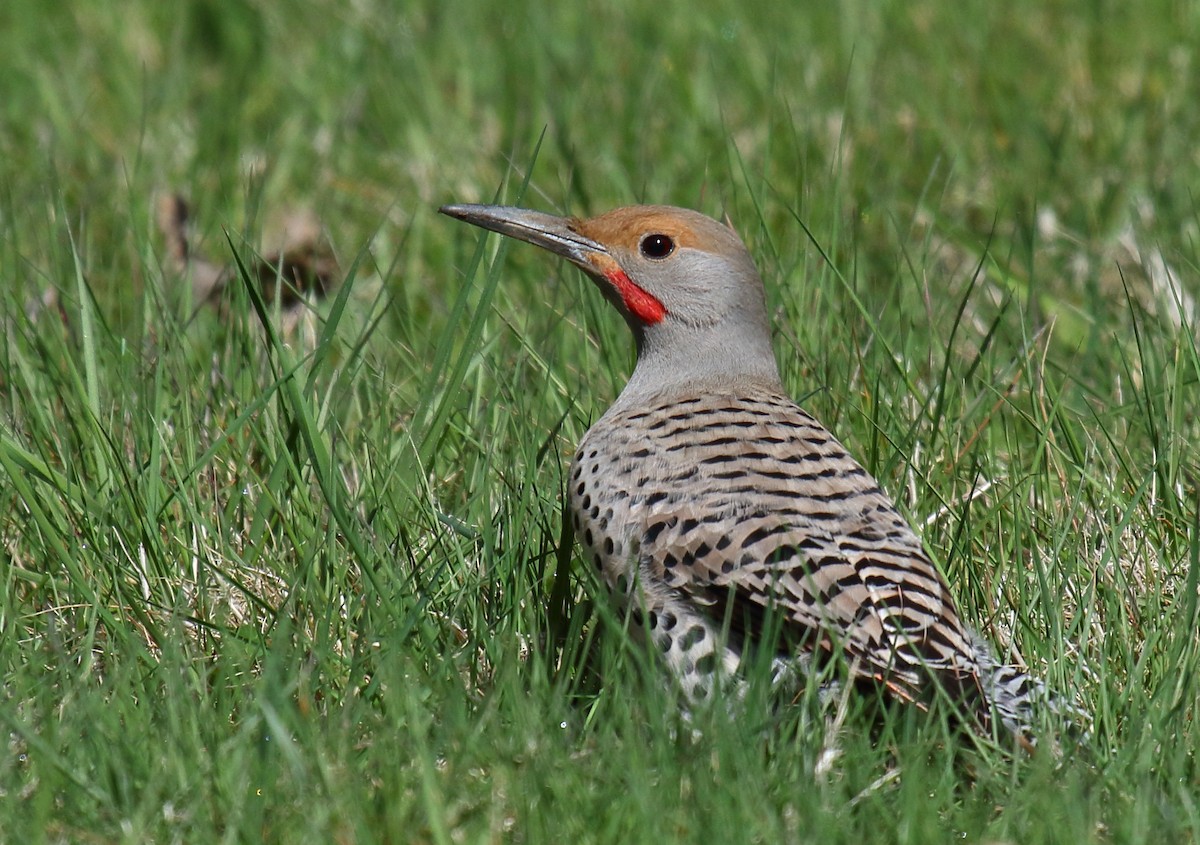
[680,625,706,650]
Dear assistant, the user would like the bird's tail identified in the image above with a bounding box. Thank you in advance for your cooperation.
[969,632,1086,745]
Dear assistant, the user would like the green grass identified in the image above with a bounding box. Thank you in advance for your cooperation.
[2,0,1199,841]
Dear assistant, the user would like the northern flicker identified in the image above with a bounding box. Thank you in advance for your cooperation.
[441,201,1064,743]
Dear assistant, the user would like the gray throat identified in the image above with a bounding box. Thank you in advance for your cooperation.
[615,325,785,409]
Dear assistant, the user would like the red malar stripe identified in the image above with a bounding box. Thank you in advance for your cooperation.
[605,268,666,324]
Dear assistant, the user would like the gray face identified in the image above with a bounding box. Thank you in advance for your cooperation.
[440,203,770,335]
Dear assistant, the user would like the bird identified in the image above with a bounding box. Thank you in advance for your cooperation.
[441,201,1065,744]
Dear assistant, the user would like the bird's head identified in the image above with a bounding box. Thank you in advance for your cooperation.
[441,203,782,395]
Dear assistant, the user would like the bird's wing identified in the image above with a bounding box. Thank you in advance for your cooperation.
[623,391,987,709]
[637,503,983,704]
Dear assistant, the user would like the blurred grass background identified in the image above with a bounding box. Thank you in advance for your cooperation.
[1,0,1198,842]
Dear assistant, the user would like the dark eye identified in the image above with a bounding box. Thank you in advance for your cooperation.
[639,233,675,259]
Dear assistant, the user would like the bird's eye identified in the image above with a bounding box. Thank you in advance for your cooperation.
[639,233,675,260]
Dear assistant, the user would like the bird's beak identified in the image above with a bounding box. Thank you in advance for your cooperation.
[439,204,608,270]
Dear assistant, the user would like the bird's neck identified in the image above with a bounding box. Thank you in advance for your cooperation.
[614,326,784,408]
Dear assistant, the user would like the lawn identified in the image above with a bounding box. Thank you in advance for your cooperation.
[1,1,1198,842]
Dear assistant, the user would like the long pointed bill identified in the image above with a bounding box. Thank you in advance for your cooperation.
[439,204,608,269]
